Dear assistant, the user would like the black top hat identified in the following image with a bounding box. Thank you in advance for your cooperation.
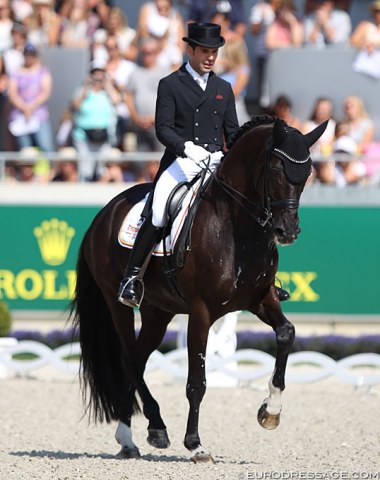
[182,22,225,48]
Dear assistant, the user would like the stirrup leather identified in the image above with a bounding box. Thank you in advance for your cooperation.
[118,275,145,308]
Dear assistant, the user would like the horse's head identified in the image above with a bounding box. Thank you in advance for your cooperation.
[267,118,328,245]
[219,115,327,245]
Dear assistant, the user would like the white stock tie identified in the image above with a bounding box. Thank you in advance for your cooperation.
[195,77,207,91]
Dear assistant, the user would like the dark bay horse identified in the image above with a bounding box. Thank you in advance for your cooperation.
[71,115,327,463]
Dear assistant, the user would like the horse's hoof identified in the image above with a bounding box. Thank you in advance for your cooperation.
[116,446,141,459]
[147,428,170,449]
[191,451,215,464]
[257,403,281,430]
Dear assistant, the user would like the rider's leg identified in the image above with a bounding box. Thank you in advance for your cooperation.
[118,213,162,307]
[118,157,199,308]
[152,156,202,228]
[118,153,222,308]
[152,153,222,227]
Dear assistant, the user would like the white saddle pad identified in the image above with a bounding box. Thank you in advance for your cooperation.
[118,177,207,256]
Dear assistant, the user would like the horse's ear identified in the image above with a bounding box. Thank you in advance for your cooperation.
[304,120,329,148]
[272,117,288,147]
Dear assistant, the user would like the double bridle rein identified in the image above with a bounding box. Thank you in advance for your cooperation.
[211,145,308,227]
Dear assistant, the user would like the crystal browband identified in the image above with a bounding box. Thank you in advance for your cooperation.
[273,148,310,164]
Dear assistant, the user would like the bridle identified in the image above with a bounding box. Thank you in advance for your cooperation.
[210,143,307,227]
[266,146,310,209]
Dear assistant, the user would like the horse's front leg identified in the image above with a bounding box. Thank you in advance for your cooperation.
[136,304,174,449]
[251,286,295,430]
[184,304,214,463]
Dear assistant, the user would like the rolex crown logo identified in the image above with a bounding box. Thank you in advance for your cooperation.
[33,218,75,266]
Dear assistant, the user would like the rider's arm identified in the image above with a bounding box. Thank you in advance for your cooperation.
[223,83,240,149]
[155,77,187,157]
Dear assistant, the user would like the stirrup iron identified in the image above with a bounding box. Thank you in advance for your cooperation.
[118,275,145,308]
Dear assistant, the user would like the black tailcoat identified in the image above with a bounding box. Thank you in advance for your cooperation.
[154,63,239,178]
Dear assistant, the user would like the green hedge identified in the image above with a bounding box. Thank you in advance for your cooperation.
[0,301,12,337]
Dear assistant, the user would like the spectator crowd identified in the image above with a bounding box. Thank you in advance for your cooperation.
[0,0,380,186]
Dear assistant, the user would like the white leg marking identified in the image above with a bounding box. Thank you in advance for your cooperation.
[264,374,282,415]
[115,421,137,449]
[191,445,208,457]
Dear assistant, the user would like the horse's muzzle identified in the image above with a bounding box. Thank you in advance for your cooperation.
[274,226,301,245]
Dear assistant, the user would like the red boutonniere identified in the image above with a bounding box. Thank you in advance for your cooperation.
[216,94,223,100]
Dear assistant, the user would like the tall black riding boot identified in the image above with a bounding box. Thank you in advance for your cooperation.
[117,215,161,308]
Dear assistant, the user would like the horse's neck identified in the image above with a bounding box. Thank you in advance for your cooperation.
[218,138,265,200]
[211,157,266,238]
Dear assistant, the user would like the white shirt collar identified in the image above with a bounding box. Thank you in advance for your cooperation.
[185,61,209,90]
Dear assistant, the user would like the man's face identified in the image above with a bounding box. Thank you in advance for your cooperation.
[24,52,38,67]
[141,43,159,67]
[317,1,333,12]
[91,69,106,89]
[187,45,219,75]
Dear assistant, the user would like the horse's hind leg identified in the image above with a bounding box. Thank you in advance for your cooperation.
[106,301,170,455]
[103,302,142,459]
[115,384,141,459]
[136,304,174,449]
[108,301,173,452]
[252,287,295,430]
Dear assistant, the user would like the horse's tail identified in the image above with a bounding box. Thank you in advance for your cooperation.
[70,234,139,423]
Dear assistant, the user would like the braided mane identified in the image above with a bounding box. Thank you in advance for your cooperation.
[227,114,284,149]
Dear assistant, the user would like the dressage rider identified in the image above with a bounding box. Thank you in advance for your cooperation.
[118,22,289,307]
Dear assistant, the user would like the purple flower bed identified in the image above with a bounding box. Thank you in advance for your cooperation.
[8,328,380,360]
[236,331,380,360]
[9,328,78,350]
[8,328,178,353]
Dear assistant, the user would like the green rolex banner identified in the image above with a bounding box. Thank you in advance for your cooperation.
[0,206,98,310]
[0,205,379,314]
[278,206,380,315]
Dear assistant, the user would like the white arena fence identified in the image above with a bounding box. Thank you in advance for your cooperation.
[1,339,380,387]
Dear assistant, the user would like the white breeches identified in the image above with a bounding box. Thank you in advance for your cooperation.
[152,151,223,228]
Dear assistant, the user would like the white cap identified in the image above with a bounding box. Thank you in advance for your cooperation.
[19,146,39,158]
[57,147,77,160]
[89,59,106,72]
[105,147,122,164]
[17,147,40,164]
[93,28,107,44]
[148,18,169,38]
[333,136,357,155]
